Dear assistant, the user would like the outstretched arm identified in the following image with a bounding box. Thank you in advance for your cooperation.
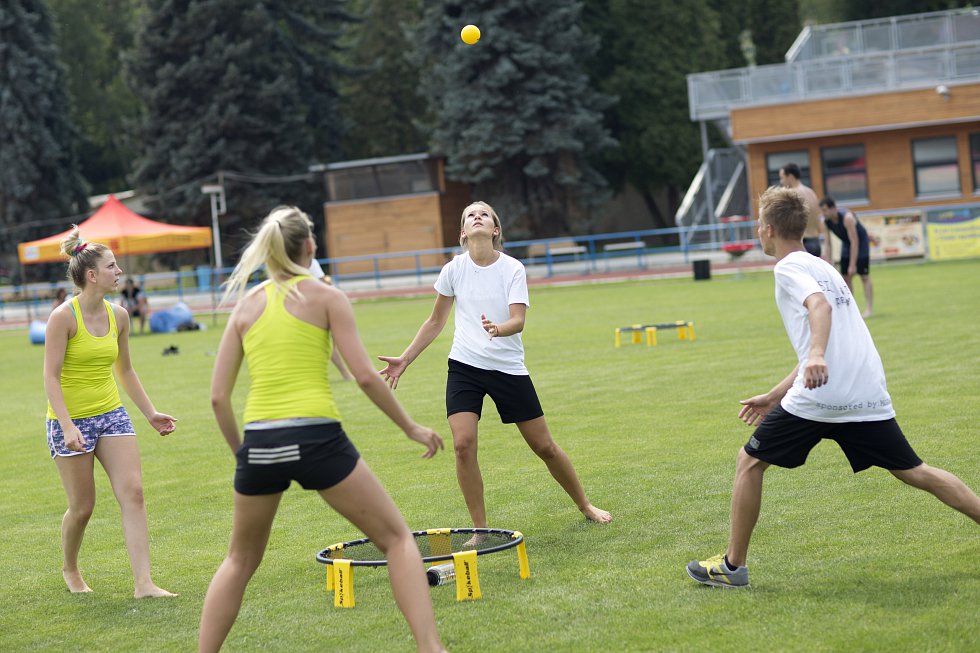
[210,311,245,452]
[330,292,444,457]
[377,293,454,389]
[738,364,798,426]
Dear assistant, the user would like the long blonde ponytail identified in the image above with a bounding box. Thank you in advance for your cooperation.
[221,206,314,304]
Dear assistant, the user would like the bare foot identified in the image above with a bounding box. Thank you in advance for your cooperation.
[582,504,612,524]
[63,569,93,593]
[134,584,178,598]
[862,309,873,318]
[462,532,488,549]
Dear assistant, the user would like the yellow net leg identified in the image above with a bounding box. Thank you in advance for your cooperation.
[333,559,355,608]
[514,535,531,579]
[632,330,641,345]
[615,329,621,348]
[646,327,657,347]
[426,528,452,557]
[688,322,696,341]
[452,550,482,601]
[326,563,334,591]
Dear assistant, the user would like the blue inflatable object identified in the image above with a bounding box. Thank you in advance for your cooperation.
[149,302,194,333]
[29,320,47,345]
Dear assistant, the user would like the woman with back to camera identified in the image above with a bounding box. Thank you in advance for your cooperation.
[379,201,612,532]
[199,206,447,653]
[43,227,177,597]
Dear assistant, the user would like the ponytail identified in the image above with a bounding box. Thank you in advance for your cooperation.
[60,225,110,288]
[222,206,314,304]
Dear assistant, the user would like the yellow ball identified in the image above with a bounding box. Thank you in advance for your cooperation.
[461,24,480,45]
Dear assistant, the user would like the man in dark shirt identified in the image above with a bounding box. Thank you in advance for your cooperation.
[120,278,150,334]
[819,196,873,318]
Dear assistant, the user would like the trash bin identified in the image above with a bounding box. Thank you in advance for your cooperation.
[693,259,711,281]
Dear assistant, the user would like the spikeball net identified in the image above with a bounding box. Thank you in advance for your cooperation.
[315,527,530,607]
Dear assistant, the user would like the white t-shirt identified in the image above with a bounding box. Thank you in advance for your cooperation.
[308,259,325,278]
[434,251,530,375]
[775,251,895,422]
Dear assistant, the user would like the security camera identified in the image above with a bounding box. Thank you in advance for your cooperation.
[936,84,950,100]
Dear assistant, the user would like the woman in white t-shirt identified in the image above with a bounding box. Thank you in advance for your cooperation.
[379,201,611,528]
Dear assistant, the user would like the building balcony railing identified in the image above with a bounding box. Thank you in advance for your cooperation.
[688,41,980,121]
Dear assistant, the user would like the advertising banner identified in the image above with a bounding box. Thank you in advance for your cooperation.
[926,207,980,260]
[859,212,925,259]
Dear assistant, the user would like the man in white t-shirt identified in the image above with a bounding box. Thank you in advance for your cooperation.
[686,186,980,588]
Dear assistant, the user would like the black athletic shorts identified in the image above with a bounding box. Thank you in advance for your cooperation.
[839,256,870,276]
[744,405,922,473]
[234,422,360,495]
[446,358,544,424]
[803,237,821,257]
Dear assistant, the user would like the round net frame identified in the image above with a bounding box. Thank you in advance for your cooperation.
[316,527,523,567]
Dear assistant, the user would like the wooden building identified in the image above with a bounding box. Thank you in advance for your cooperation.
[682,8,980,260]
[310,153,471,275]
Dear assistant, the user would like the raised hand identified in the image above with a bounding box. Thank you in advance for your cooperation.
[377,355,408,390]
[738,394,778,426]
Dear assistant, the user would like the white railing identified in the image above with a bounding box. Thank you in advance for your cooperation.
[787,7,980,63]
[688,41,980,120]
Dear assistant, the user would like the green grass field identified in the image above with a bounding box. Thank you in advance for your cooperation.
[1,259,977,652]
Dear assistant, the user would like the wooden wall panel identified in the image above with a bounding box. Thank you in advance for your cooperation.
[746,121,980,215]
[324,193,447,274]
[732,84,980,143]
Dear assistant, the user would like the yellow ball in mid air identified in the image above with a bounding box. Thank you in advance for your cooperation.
[461,24,480,45]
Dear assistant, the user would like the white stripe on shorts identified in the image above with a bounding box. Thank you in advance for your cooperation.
[248,444,301,465]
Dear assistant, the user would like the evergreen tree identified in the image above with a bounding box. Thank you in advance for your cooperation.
[584,0,723,227]
[128,0,353,259]
[412,0,615,238]
[0,0,89,267]
[843,0,974,21]
[340,0,427,160]
[47,0,142,194]
[747,0,801,65]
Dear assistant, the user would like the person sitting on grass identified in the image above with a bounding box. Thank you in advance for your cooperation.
[686,186,980,589]
[120,277,150,334]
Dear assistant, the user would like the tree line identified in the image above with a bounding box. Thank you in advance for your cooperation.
[2,0,965,272]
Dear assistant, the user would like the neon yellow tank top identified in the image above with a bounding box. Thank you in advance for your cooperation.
[243,277,341,423]
[47,296,122,420]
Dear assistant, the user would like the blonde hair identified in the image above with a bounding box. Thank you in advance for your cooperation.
[758,186,808,240]
[60,225,110,288]
[459,201,504,251]
[222,206,314,304]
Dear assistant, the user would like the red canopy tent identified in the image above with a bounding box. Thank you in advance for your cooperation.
[17,195,211,264]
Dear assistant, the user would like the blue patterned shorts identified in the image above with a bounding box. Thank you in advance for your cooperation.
[46,406,135,458]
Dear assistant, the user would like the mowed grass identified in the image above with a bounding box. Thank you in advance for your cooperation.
[0,259,977,653]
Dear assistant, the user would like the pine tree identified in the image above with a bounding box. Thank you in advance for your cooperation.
[0,0,89,265]
[340,0,427,160]
[584,0,724,227]
[747,0,801,65]
[47,0,142,194]
[411,0,615,238]
[127,0,353,259]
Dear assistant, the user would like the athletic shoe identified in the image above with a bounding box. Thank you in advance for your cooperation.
[686,554,749,588]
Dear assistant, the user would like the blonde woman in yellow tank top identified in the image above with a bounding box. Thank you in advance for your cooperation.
[43,226,177,598]
[200,206,447,653]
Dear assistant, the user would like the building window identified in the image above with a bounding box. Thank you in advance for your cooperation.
[912,136,960,196]
[971,133,980,193]
[821,144,867,202]
[766,151,810,188]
